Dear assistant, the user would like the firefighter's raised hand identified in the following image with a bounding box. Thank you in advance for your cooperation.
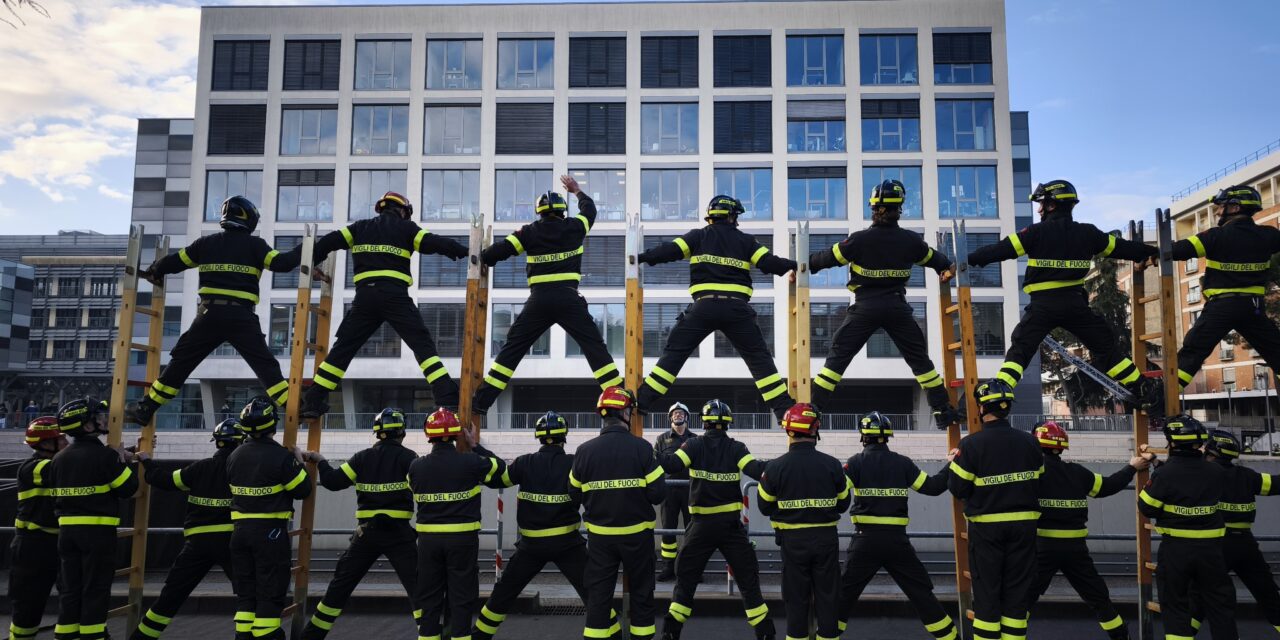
[1129,455,1151,471]
[461,423,478,449]
[138,268,162,287]
[560,174,581,195]
[311,266,332,284]
[946,447,960,462]
[939,263,956,283]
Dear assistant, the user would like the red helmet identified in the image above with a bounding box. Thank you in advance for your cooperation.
[781,403,821,437]
[1034,421,1069,451]
[596,386,635,417]
[424,408,463,441]
[375,191,414,219]
[25,416,61,449]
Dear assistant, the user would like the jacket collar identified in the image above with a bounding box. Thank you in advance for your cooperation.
[789,440,818,452]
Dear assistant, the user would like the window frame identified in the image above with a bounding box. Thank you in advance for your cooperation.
[351,104,411,156]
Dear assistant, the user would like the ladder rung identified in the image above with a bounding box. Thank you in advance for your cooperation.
[1138,332,1161,341]
[1143,523,1155,531]
[289,528,305,538]
[945,304,960,314]
[131,342,158,353]
[107,604,132,618]
[314,308,330,318]
[136,307,160,318]
[305,342,322,351]
[127,380,150,388]
[959,531,968,540]
[947,341,962,350]
[1146,601,1161,613]
[964,608,975,620]
[116,528,136,538]
[114,566,134,578]
[1138,294,1159,304]
[281,603,298,618]
[1145,562,1158,571]
[291,565,303,574]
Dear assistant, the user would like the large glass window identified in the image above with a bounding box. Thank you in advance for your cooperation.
[419,304,465,358]
[355,40,411,90]
[641,169,699,221]
[869,301,926,357]
[786,35,844,86]
[85,340,111,361]
[569,37,626,88]
[641,103,698,155]
[788,120,845,153]
[352,105,410,155]
[941,232,1001,286]
[933,33,993,85]
[422,170,480,221]
[581,236,625,288]
[349,170,407,221]
[936,100,995,151]
[89,307,115,329]
[714,101,772,154]
[569,103,626,155]
[938,166,998,218]
[643,303,687,358]
[424,105,481,155]
[492,303,550,356]
[641,36,698,88]
[427,40,482,90]
[52,340,78,360]
[788,169,847,220]
[810,301,847,354]
[953,301,1004,356]
[277,169,335,222]
[268,304,317,357]
[861,100,920,152]
[272,236,319,290]
[569,169,626,222]
[858,34,918,85]
[495,169,553,222]
[280,108,337,156]
[56,277,81,297]
[283,40,341,91]
[715,303,773,356]
[714,168,772,220]
[643,235,690,287]
[861,167,923,220]
[204,170,262,221]
[419,236,467,288]
[568,303,626,357]
[88,277,115,297]
[498,39,554,89]
[54,310,78,328]
[161,307,180,336]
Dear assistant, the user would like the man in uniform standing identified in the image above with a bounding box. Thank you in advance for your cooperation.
[655,401,693,581]
[8,416,66,640]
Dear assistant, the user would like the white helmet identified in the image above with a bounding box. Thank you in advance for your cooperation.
[668,402,690,420]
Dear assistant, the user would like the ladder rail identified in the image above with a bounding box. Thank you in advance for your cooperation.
[789,223,812,404]
[1127,219,1157,640]
[624,214,645,434]
[458,213,492,445]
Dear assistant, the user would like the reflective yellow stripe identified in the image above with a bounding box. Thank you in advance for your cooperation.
[925,616,955,633]
[966,511,1040,523]
[170,468,189,492]
[13,519,59,534]
[231,511,292,520]
[737,454,756,471]
[1263,474,1273,496]
[1001,616,1027,629]
[1226,522,1254,529]
[484,375,508,390]
[672,449,693,468]
[1099,615,1123,631]
[1008,233,1026,257]
[58,516,121,526]
[974,467,1042,486]
[1188,235,1206,258]
[689,502,743,515]
[199,263,262,276]
[750,245,769,266]
[179,248,197,267]
[352,244,412,258]
[631,624,656,636]
[355,509,414,519]
[1026,259,1092,269]
[283,469,309,491]
[771,520,839,530]
[577,214,591,233]
[755,373,782,389]
[850,515,909,526]
[505,234,524,254]
[340,227,354,247]
[17,487,46,500]
[756,485,775,502]
[814,376,836,391]
[197,287,259,303]
[1022,279,1085,293]
[415,486,482,502]
[850,263,911,278]
[1205,286,1266,297]
[415,521,482,533]
[855,487,907,497]
[528,272,582,285]
[527,246,584,264]
[831,242,849,265]
[188,495,233,507]
[266,379,289,400]
[1039,498,1087,509]
[691,254,752,270]
[339,462,358,483]
[689,283,753,297]
[152,380,180,396]
[1139,490,1163,509]
[264,249,280,268]
[353,269,413,285]
[413,229,428,254]
[777,497,838,509]
[1154,526,1225,539]
[911,470,929,491]
[1036,528,1088,538]
[915,248,935,266]
[518,523,582,537]
[355,481,410,492]
[645,466,665,484]
[973,619,1001,632]
[1088,473,1104,497]
[584,520,655,535]
[760,382,788,401]
[817,366,842,383]
[1099,235,1116,257]
[1206,258,1268,270]
[185,523,235,536]
[1217,501,1255,513]
[231,484,284,496]
[689,468,740,482]
[948,462,975,482]
[109,467,133,489]
[673,237,691,259]
[484,458,500,484]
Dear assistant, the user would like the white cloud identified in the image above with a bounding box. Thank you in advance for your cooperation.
[97,184,128,201]
[0,122,131,202]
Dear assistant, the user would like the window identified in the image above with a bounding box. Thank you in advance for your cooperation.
[34,278,49,298]
[933,33,993,84]
[162,306,181,336]
[419,236,468,288]
[641,103,698,154]
[787,35,843,86]
[788,166,847,220]
[355,40,411,90]
[859,34,918,85]
[787,100,845,153]
[862,99,921,152]
[862,167,923,220]
[569,103,626,155]
[212,40,269,91]
[714,168,772,220]
[952,301,1004,356]
[938,166,998,218]
[492,303,549,356]
[277,169,335,222]
[498,39,554,89]
[56,277,82,297]
[52,340,78,360]
[743,234,776,289]
[283,40,341,91]
[54,310,78,328]
[268,304,318,357]
[422,170,481,221]
[810,301,847,354]
[642,36,698,88]
[495,169,553,222]
[643,235,690,287]
[89,277,116,297]
[88,308,114,329]
[870,301,927,357]
[27,340,44,360]
[349,170,407,221]
[570,37,625,88]
[280,107,338,156]
[272,236,318,290]
[208,105,266,155]
[31,307,46,328]
[644,303,687,357]
[204,171,263,221]
[715,303,774,357]
[714,35,771,87]
[495,103,554,155]
[1188,282,1202,304]
[714,101,772,154]
[85,340,111,361]
[424,105,481,155]
[427,40,482,90]
[1221,340,1236,361]
[941,232,1001,286]
[352,105,409,155]
[343,302,401,357]
[569,169,626,222]
[569,303,625,357]
[936,100,995,151]
[1223,365,1237,386]
[581,236,625,287]
[641,169,699,221]
[419,304,465,357]
[1190,310,1201,325]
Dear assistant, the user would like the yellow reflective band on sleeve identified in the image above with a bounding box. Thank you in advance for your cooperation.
[518,523,582,537]
[915,248,935,266]
[1154,526,1225,539]
[185,523,235,536]
[831,242,849,265]
[1263,474,1273,496]
[974,467,1042,486]
[528,273,583,285]
[1098,234,1117,258]
[577,214,591,233]
[850,263,911,278]
[353,270,414,285]
[1138,490,1163,509]
[916,370,944,388]
[583,520,655,535]
[737,453,756,471]
[645,376,670,395]
[500,469,513,487]
[355,509,414,519]
[415,521,482,533]
[58,516,122,526]
[199,263,263,277]
[109,467,133,489]
[413,230,428,254]
[505,234,525,254]
[415,486,483,503]
[197,287,260,303]
[966,511,1040,523]
[838,476,852,500]
[263,250,280,269]
[1205,259,1269,272]
[1026,259,1092,269]
[340,227,354,248]
[527,246,584,264]
[675,449,692,467]
[172,469,189,492]
[688,283,754,297]
[283,469,309,491]
[1022,279,1085,294]
[949,462,975,482]
[485,458,500,484]
[1088,473,1104,497]
[911,470,928,491]
[17,488,47,500]
[689,469,740,482]
[179,248,197,268]
[1008,233,1026,257]
[1205,286,1267,298]
[750,245,769,266]
[340,462,358,483]
[645,466,665,484]
[691,255,752,270]
[690,502,745,515]
[1036,528,1088,538]
[1188,235,1206,258]
[673,237,691,259]
[756,485,775,502]
[850,515,910,526]
[1099,615,1124,631]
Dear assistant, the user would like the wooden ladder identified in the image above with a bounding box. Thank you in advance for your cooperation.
[459,213,492,441]
[789,222,812,404]
[624,214,645,433]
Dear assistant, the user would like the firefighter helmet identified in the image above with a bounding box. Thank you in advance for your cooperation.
[220,195,261,233]
[668,402,690,423]
[596,386,636,418]
[534,411,568,442]
[975,379,1015,418]
[536,191,569,217]
[373,408,407,439]
[868,180,907,207]
[1030,179,1079,205]
[424,408,463,441]
[1034,421,1069,451]
[238,396,278,435]
[1205,428,1241,459]
[1210,185,1263,215]
[705,195,745,222]
[859,411,893,438]
[58,397,108,435]
[375,191,414,219]
[25,416,61,449]
[781,403,821,437]
[700,399,733,428]
[211,418,245,448]
[1162,414,1208,449]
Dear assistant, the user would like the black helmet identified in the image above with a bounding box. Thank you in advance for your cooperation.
[1205,428,1241,459]
[1030,180,1079,205]
[238,396,278,436]
[868,180,906,207]
[58,397,108,435]
[212,418,245,449]
[1210,185,1263,215]
[974,379,1015,418]
[534,411,568,442]
[219,196,261,233]
[700,399,733,428]
[1162,414,1208,450]
[375,191,414,219]
[705,195,744,223]
[859,411,893,438]
[535,191,569,218]
[373,408,407,439]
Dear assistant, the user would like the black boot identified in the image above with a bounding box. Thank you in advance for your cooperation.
[657,562,676,582]
[1125,377,1165,418]
[660,618,682,640]
[125,398,160,427]
[300,384,330,419]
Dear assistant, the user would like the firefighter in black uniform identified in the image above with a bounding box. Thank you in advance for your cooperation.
[472,175,623,412]
[1169,185,1280,392]
[127,196,301,426]
[226,397,312,640]
[1137,415,1237,639]
[655,401,693,581]
[8,416,67,640]
[758,403,850,640]
[301,408,421,638]
[474,411,618,639]
[48,398,139,640]
[655,399,774,640]
[838,411,957,640]
[947,380,1043,640]
[809,180,959,426]
[637,196,798,419]
[966,180,1160,412]
[409,408,507,640]
[1026,421,1150,640]
[571,387,668,640]
[130,419,243,640]
[300,192,469,417]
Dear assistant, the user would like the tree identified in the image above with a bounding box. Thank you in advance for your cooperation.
[1,0,47,28]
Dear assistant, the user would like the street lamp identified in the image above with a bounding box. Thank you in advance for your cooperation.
[1257,365,1275,456]
[1224,380,1235,422]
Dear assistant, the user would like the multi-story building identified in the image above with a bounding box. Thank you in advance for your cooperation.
[0,258,34,371]
[171,0,1021,429]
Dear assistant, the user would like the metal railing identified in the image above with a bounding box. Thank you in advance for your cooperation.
[1172,137,1280,201]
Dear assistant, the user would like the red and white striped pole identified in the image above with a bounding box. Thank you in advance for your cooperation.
[494,489,505,579]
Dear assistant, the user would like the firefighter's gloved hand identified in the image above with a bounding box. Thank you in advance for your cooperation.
[638,251,658,266]
[445,243,470,261]
[138,268,162,286]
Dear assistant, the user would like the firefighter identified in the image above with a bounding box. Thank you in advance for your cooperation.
[226,396,312,640]
[808,180,959,427]
[966,180,1160,413]
[571,387,668,640]
[130,419,243,640]
[47,398,139,640]
[472,175,623,415]
[299,192,469,418]
[1026,421,1151,639]
[8,416,67,640]
[947,380,1043,640]
[300,408,421,639]
[838,411,956,640]
[655,401,694,581]
[1169,185,1280,392]
[636,195,798,420]
[409,408,507,640]
[757,403,850,640]
[655,399,774,640]
[127,196,301,426]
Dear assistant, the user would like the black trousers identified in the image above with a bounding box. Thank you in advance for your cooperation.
[150,302,288,408]
[664,516,773,637]
[415,532,479,640]
[638,297,792,418]
[997,290,1139,391]
[473,285,620,413]
[968,521,1036,640]
[812,294,949,411]
[1191,530,1277,631]
[659,487,690,565]
[312,281,459,407]
[9,531,60,640]
[1025,537,1126,639]
[1158,537,1237,639]
[56,526,117,640]
[778,527,841,640]
[1177,296,1280,388]
[583,531,657,640]
[230,522,292,640]
[130,532,234,640]
[475,532,594,637]
[838,528,956,639]
[304,521,418,639]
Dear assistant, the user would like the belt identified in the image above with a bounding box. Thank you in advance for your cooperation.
[1208,292,1262,300]
[199,297,253,307]
[693,294,745,302]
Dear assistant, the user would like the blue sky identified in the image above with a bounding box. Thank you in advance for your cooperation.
[0,0,1276,235]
